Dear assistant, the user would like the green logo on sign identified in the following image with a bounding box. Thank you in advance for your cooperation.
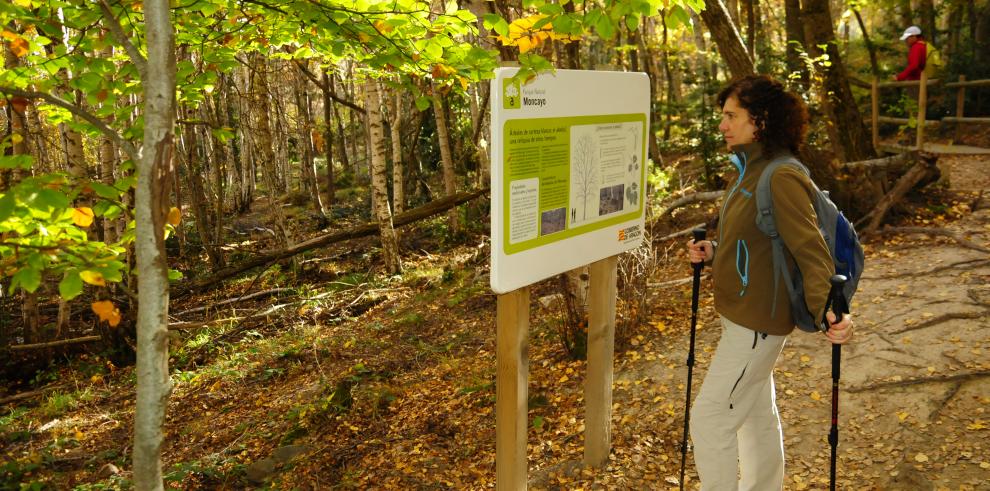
[503,78,521,109]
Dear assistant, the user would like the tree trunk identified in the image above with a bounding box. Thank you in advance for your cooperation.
[920,0,936,46]
[364,81,402,274]
[389,89,405,214]
[852,8,880,77]
[433,90,459,234]
[802,0,875,162]
[133,1,175,488]
[321,72,336,209]
[743,0,755,58]
[698,0,755,79]
[467,83,491,188]
[294,66,327,222]
[248,55,292,249]
[783,0,809,88]
[179,102,223,270]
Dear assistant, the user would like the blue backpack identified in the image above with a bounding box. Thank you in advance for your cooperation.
[755,156,865,333]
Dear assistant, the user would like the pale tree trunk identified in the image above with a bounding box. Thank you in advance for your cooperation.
[433,89,459,234]
[697,0,755,79]
[180,105,223,270]
[321,72,336,210]
[5,45,39,341]
[364,80,402,274]
[803,0,875,162]
[56,77,88,336]
[468,83,491,188]
[920,0,936,46]
[201,98,226,253]
[389,89,405,214]
[133,0,175,488]
[249,55,292,249]
[294,66,327,222]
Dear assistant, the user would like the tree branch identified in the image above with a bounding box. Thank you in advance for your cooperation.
[0,87,138,160]
[847,370,990,393]
[878,226,990,254]
[9,335,102,351]
[97,0,148,79]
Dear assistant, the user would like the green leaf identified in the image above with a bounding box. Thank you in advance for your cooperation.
[168,269,184,281]
[538,4,563,15]
[88,182,120,200]
[0,194,14,222]
[59,271,84,300]
[13,267,42,293]
[414,96,431,111]
[32,188,70,210]
[0,154,33,170]
[625,14,641,32]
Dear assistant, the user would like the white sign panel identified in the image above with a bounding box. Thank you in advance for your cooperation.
[490,68,650,293]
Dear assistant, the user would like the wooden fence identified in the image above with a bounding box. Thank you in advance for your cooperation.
[867,71,990,154]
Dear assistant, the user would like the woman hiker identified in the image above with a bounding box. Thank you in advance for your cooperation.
[685,75,854,490]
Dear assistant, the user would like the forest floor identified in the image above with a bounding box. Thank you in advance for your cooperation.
[2,151,989,490]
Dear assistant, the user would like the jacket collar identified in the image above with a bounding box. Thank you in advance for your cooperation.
[730,141,766,165]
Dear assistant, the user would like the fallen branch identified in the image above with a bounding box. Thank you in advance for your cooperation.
[175,188,488,295]
[847,370,990,393]
[654,223,706,242]
[173,288,296,317]
[858,154,940,234]
[651,191,723,223]
[841,150,919,170]
[0,385,66,405]
[8,335,102,352]
[891,311,987,334]
[878,226,990,254]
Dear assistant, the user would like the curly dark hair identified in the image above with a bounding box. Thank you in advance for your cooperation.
[717,75,809,155]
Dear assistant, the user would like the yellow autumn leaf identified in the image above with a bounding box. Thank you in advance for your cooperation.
[14,0,33,7]
[74,427,84,441]
[91,300,121,327]
[897,411,909,422]
[800,355,811,363]
[914,453,929,463]
[72,207,95,227]
[167,206,181,226]
[80,270,106,286]
[4,33,29,57]
[373,19,394,34]
[10,133,22,144]
[90,374,102,383]
[810,391,822,401]
[653,321,667,333]
[967,420,986,430]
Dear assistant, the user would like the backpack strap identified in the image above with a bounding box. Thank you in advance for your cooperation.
[754,154,810,319]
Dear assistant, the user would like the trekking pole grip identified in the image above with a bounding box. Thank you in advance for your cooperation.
[691,228,707,273]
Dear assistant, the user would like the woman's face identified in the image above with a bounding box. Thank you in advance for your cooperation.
[719,95,758,150]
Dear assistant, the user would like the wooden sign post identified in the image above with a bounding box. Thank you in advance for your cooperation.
[490,68,649,489]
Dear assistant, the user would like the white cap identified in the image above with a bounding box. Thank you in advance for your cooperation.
[900,26,922,40]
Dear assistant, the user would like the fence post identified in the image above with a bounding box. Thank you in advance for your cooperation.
[871,78,880,151]
[915,71,928,149]
[497,287,529,491]
[955,75,966,140]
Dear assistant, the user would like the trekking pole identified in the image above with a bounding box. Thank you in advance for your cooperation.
[679,227,706,491]
[825,274,849,491]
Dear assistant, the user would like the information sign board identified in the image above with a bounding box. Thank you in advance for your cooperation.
[490,68,650,293]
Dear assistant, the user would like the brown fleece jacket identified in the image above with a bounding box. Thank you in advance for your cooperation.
[711,142,834,336]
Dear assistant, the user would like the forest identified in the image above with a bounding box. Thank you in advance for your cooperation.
[2,0,989,488]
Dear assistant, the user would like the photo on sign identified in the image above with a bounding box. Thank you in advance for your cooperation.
[599,184,625,215]
[540,207,566,236]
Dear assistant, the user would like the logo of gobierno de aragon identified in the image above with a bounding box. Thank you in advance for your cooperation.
[503,78,521,109]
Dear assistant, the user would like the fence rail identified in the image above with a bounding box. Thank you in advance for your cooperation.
[869,73,990,152]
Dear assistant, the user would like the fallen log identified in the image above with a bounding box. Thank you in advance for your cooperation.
[0,385,67,405]
[654,223,706,242]
[175,188,488,295]
[173,287,296,317]
[858,153,940,234]
[841,150,919,170]
[8,335,102,352]
[877,226,990,254]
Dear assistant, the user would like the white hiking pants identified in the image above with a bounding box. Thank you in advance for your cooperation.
[690,315,787,491]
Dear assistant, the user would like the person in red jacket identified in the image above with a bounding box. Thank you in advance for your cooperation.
[895,25,927,81]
